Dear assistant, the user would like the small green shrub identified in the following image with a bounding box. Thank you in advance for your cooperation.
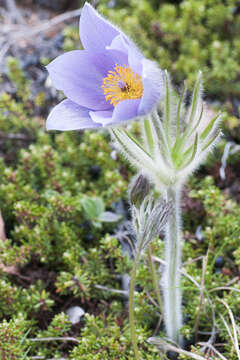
[0,2,240,358]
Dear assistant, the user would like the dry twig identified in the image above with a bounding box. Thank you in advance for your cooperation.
[194,249,209,343]
[0,211,6,241]
[0,131,34,141]
[5,0,25,24]
[198,342,227,360]
[30,336,80,344]
[94,284,128,297]
[148,337,206,360]
[218,299,240,360]
[0,8,82,64]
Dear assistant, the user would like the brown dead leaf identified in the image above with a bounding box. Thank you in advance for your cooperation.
[222,267,233,276]
[0,263,18,275]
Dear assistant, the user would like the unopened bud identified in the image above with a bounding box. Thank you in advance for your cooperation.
[129,174,150,208]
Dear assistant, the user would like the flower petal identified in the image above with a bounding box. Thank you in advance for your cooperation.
[89,110,113,126]
[138,59,164,116]
[80,3,119,52]
[106,34,128,53]
[47,50,127,111]
[113,99,141,123]
[90,99,141,126]
[107,34,143,75]
[128,46,143,76]
[46,99,100,131]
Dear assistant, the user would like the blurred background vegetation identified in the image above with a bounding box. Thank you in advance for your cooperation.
[0,0,240,358]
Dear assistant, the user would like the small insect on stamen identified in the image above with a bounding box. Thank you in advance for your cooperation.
[102,65,143,106]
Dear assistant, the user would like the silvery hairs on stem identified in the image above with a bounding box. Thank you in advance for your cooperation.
[111,71,222,347]
[129,174,173,254]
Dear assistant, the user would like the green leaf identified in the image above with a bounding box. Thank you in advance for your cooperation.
[111,128,154,170]
[176,80,187,138]
[175,133,198,169]
[81,197,105,220]
[164,70,171,145]
[190,103,203,136]
[121,129,152,158]
[20,328,31,345]
[187,71,202,130]
[92,221,102,229]
[202,130,221,152]
[98,212,121,223]
[182,133,198,169]
[143,118,154,154]
[200,113,221,141]
[172,76,202,161]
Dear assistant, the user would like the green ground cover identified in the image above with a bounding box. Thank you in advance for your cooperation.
[0,0,240,358]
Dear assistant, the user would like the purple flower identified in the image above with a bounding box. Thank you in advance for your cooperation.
[46,2,163,131]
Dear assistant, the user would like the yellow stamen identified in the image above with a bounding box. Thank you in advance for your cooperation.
[102,64,143,107]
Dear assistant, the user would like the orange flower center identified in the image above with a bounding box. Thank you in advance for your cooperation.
[102,65,143,107]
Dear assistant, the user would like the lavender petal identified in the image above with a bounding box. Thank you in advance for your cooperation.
[89,110,113,126]
[138,59,164,116]
[46,99,100,131]
[80,3,119,52]
[113,99,141,123]
[47,49,128,111]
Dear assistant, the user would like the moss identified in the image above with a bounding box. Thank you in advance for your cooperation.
[0,315,32,359]
[0,1,240,358]
[69,313,158,359]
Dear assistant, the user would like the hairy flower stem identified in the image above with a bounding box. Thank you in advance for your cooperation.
[164,187,183,345]
[129,252,141,360]
[147,247,164,318]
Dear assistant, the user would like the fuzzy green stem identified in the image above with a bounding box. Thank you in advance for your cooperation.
[147,247,164,318]
[129,253,140,360]
[163,186,183,345]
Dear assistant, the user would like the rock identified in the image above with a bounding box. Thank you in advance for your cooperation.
[32,0,71,11]
[214,256,225,268]
[21,54,40,69]
[183,335,195,349]
[167,350,178,360]
[83,233,94,243]
[89,164,102,180]
[66,306,85,324]
[195,225,204,242]
[107,0,117,8]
